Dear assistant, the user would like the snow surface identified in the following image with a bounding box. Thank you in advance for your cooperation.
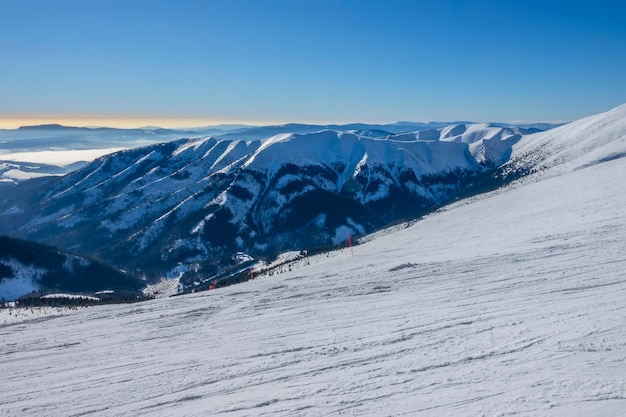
[504,103,626,178]
[41,293,100,301]
[0,306,82,326]
[2,123,626,415]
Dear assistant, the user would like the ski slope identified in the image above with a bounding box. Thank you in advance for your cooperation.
[504,103,626,179]
[2,129,626,415]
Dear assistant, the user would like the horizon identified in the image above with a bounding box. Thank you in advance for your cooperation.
[0,114,575,131]
[0,116,283,130]
[2,1,625,126]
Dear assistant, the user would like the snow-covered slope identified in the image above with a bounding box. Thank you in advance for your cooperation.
[0,235,144,301]
[0,123,239,184]
[0,256,43,301]
[391,123,524,165]
[2,115,625,415]
[501,103,626,179]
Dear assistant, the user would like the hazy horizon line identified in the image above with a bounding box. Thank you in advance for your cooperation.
[0,115,572,130]
[0,115,286,130]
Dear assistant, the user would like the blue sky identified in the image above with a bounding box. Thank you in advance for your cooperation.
[1,0,625,127]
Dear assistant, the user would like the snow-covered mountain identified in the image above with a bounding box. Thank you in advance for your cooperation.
[2,105,625,416]
[0,235,143,301]
[0,121,550,187]
[216,120,559,142]
[500,103,626,179]
[215,121,465,141]
[0,124,525,280]
[390,122,525,166]
[0,123,254,185]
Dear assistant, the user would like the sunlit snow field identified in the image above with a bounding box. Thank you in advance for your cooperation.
[2,146,626,416]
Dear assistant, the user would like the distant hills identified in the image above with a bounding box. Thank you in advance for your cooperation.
[0,120,565,152]
[0,119,564,185]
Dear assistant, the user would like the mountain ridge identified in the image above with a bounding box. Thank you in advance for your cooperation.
[0,125,510,280]
[0,105,623,288]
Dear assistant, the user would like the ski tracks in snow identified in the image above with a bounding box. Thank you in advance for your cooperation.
[2,158,626,416]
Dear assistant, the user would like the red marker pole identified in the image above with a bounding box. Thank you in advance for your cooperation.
[346,231,353,256]
[249,267,254,280]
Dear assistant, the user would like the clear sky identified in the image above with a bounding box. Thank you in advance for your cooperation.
[1,0,625,128]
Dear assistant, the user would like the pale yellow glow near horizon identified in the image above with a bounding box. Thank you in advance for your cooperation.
[0,115,290,129]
